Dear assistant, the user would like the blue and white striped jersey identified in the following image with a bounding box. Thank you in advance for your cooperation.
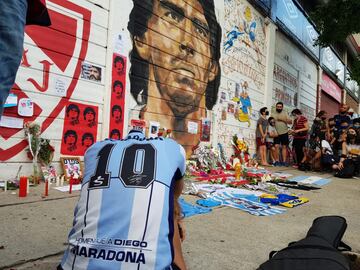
[60,130,186,270]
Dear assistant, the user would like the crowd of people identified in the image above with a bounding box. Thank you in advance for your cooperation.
[256,102,360,178]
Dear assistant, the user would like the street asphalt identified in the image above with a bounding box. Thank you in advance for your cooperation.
[0,167,359,270]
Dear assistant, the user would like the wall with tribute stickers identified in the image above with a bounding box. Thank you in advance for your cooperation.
[0,0,108,176]
[2,0,322,180]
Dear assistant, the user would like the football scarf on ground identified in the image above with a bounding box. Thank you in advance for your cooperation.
[290,175,331,186]
[211,192,286,216]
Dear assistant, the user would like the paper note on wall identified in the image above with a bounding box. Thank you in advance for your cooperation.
[54,77,67,96]
[187,121,198,134]
[0,116,24,129]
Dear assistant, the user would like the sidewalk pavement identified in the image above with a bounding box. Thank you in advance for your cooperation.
[0,167,359,270]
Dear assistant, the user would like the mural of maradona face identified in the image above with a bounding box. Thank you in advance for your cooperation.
[128,0,221,153]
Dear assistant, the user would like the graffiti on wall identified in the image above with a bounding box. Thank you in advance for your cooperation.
[127,0,222,155]
[61,102,98,155]
[109,54,127,139]
[216,0,267,157]
[0,0,91,161]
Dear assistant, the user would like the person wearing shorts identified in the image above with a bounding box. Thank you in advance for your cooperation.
[271,102,293,166]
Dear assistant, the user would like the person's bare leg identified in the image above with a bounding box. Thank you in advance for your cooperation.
[274,144,280,163]
[282,145,287,164]
[173,219,186,270]
[260,145,269,165]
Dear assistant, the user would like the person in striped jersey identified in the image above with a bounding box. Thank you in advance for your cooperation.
[59,129,186,270]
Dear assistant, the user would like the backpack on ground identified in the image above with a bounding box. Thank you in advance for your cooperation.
[335,159,355,178]
[258,216,352,270]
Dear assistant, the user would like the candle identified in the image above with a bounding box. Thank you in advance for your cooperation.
[60,175,64,186]
[56,176,60,187]
[19,176,27,197]
[44,180,49,196]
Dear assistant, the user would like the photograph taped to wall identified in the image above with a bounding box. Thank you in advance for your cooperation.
[60,157,83,181]
[81,62,102,83]
[201,118,211,142]
[149,121,160,138]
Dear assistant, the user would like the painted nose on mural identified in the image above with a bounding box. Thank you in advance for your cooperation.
[179,43,194,56]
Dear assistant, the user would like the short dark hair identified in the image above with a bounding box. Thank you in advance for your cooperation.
[316,110,326,117]
[128,0,222,110]
[82,132,94,145]
[110,129,121,138]
[291,109,302,115]
[113,80,124,92]
[66,104,80,116]
[83,107,96,119]
[268,117,275,123]
[276,101,284,107]
[113,56,125,68]
[64,130,77,144]
[260,107,267,114]
[111,105,122,116]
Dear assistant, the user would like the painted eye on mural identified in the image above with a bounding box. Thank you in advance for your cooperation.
[164,11,183,23]
[194,24,209,39]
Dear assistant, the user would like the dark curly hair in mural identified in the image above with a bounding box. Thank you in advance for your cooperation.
[128,0,222,110]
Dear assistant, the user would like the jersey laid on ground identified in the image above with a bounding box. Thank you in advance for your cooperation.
[60,130,186,270]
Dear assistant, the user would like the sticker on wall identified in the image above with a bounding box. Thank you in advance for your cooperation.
[4,93,18,108]
[114,32,130,55]
[81,62,103,83]
[200,118,211,142]
[227,102,236,114]
[130,119,146,132]
[61,102,98,156]
[18,98,34,117]
[0,116,24,129]
[149,121,160,138]
[109,53,127,139]
[187,121,198,134]
[221,107,227,121]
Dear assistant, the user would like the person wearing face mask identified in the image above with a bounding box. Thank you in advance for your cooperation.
[266,117,279,165]
[271,102,293,166]
[256,107,270,166]
[334,104,351,130]
[290,109,309,168]
[333,127,360,177]
[353,118,360,135]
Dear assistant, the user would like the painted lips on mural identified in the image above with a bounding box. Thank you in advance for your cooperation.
[0,0,91,161]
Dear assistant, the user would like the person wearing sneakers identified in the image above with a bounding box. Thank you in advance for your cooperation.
[271,102,293,166]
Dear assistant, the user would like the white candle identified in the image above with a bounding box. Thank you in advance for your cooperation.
[56,176,60,187]
[4,180,7,192]
[60,175,64,186]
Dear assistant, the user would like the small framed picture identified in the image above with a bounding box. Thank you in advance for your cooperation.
[60,157,83,181]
